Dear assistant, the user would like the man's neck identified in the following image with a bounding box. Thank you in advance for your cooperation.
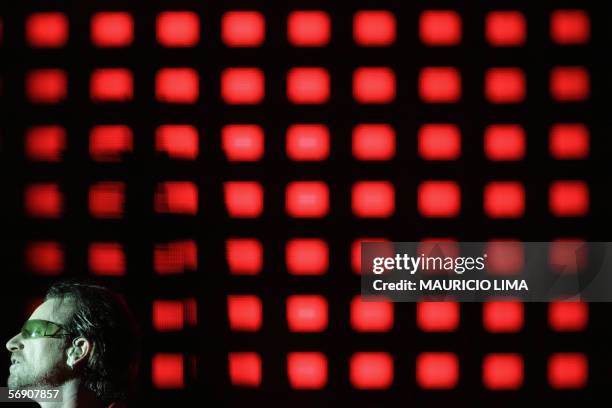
[38,379,105,408]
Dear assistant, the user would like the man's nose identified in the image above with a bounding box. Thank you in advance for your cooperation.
[6,333,23,352]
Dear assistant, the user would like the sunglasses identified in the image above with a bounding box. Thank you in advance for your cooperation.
[21,319,71,339]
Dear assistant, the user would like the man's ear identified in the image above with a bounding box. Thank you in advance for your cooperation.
[67,337,91,368]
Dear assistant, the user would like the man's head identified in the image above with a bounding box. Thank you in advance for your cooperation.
[6,281,140,403]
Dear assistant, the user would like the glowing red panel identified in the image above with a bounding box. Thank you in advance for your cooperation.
[89,182,125,219]
[483,301,524,333]
[549,239,587,274]
[227,295,262,332]
[91,12,133,47]
[222,11,265,47]
[26,12,68,48]
[417,302,459,332]
[222,125,264,162]
[154,240,197,275]
[24,183,63,218]
[485,68,525,103]
[483,354,523,390]
[353,11,396,46]
[156,68,199,104]
[90,69,133,102]
[286,124,329,161]
[154,181,198,215]
[350,352,393,389]
[350,296,393,332]
[26,69,67,104]
[418,124,461,160]
[287,352,327,389]
[229,352,261,387]
[485,11,526,47]
[156,12,199,47]
[485,240,524,275]
[418,181,461,218]
[417,352,459,389]
[286,68,330,104]
[25,126,66,162]
[549,124,589,160]
[550,10,590,45]
[484,182,525,218]
[89,125,133,162]
[351,238,390,274]
[155,125,198,160]
[420,11,461,46]
[288,11,330,47]
[549,301,588,332]
[353,68,395,104]
[549,181,589,217]
[152,354,184,389]
[419,68,461,103]
[88,242,125,276]
[286,295,328,332]
[548,353,588,389]
[221,68,264,104]
[352,124,395,161]
[351,181,395,218]
[550,67,589,102]
[226,239,262,275]
[484,125,525,161]
[153,300,184,332]
[26,241,64,275]
[285,182,329,218]
[286,239,328,275]
[223,182,264,218]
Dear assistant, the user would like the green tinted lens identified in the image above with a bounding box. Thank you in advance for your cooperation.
[21,320,65,338]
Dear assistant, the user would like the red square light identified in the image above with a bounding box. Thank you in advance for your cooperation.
[222,125,264,162]
[286,295,328,332]
[549,239,587,274]
[353,67,395,104]
[484,181,525,218]
[548,353,588,389]
[24,183,63,218]
[88,242,125,276]
[549,123,589,159]
[221,68,265,104]
[156,68,199,104]
[351,181,395,218]
[286,238,328,275]
[483,301,524,333]
[485,11,526,47]
[26,69,67,104]
[156,12,199,47]
[285,181,329,218]
[550,10,590,45]
[417,302,459,332]
[288,11,330,47]
[152,353,184,389]
[89,125,133,162]
[152,300,184,332]
[25,241,64,275]
[353,11,396,46]
[26,12,68,48]
[418,181,461,218]
[89,182,125,219]
[286,124,329,161]
[229,352,261,387]
[287,352,327,389]
[483,354,524,390]
[226,239,263,275]
[418,124,461,160]
[154,181,198,215]
[419,11,462,46]
[416,352,459,389]
[352,124,395,161]
[549,181,589,217]
[550,67,589,102]
[484,124,525,161]
[286,68,330,104]
[485,240,524,275]
[419,67,461,103]
[350,296,393,332]
[155,125,198,160]
[549,301,588,332]
[223,181,264,218]
[350,352,393,389]
[25,126,66,162]
[222,11,265,47]
[351,238,391,274]
[90,68,133,102]
[154,240,198,275]
[91,12,133,47]
[485,68,525,103]
[227,295,262,332]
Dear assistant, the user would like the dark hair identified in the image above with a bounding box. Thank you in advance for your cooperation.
[45,280,141,404]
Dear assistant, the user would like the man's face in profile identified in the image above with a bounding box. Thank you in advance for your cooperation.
[6,298,74,388]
